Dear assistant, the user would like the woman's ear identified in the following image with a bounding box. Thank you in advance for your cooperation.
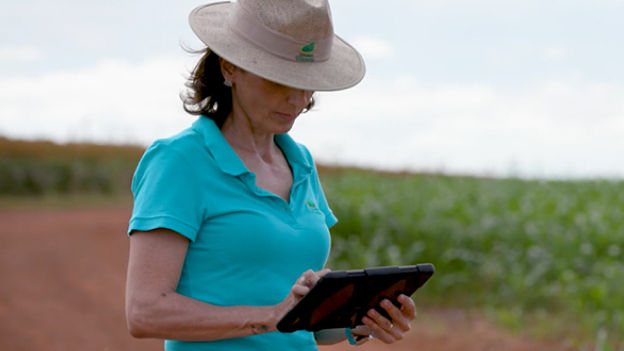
[219,58,236,83]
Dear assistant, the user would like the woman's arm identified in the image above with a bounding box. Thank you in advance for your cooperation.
[125,228,320,341]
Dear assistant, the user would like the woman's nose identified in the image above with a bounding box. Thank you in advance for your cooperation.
[288,89,313,106]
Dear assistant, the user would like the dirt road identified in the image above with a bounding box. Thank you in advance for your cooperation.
[0,207,576,350]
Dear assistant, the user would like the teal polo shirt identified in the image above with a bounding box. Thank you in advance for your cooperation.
[128,116,337,351]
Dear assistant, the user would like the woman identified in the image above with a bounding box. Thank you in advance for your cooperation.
[125,0,417,350]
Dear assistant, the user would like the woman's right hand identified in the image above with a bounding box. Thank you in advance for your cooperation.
[273,268,331,323]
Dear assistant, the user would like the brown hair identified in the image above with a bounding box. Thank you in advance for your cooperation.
[182,49,231,128]
[182,49,315,128]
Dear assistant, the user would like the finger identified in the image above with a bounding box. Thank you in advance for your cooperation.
[367,306,393,331]
[299,268,331,288]
[298,270,316,288]
[308,268,331,286]
[380,299,411,332]
[291,283,310,298]
[367,307,404,341]
[316,268,331,278]
[292,270,315,296]
[361,315,400,344]
[306,272,321,286]
[398,294,417,320]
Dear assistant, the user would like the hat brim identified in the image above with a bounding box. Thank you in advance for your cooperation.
[189,2,366,92]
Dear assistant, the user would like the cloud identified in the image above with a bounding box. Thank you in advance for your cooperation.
[292,76,624,178]
[0,55,197,145]
[542,46,568,62]
[350,36,396,60]
[0,46,43,62]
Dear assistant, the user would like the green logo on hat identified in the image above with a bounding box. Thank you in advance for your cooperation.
[300,42,315,53]
[297,42,315,62]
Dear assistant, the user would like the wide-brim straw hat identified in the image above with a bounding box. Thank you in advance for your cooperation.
[189,0,366,91]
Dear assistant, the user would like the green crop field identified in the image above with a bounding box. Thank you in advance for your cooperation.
[2,138,622,348]
[0,137,143,197]
[321,168,624,348]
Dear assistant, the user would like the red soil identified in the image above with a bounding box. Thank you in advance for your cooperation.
[0,207,576,351]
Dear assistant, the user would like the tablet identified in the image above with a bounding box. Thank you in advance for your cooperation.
[277,263,434,332]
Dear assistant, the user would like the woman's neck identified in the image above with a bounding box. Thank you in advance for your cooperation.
[221,114,279,163]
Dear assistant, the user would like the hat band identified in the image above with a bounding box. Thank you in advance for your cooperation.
[229,5,333,63]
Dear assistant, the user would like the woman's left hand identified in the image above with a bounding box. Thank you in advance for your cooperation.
[358,294,417,344]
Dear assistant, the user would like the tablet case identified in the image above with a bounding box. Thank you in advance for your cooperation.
[277,263,434,332]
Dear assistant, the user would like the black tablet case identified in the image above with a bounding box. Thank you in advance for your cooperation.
[277,263,434,332]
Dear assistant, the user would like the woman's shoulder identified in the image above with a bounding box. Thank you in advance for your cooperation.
[146,127,205,156]
[135,127,210,173]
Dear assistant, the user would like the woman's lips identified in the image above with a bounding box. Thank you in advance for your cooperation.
[275,111,298,121]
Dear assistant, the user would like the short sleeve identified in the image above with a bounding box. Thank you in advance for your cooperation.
[128,142,204,241]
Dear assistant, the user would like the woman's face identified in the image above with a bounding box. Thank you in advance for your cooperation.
[227,64,314,135]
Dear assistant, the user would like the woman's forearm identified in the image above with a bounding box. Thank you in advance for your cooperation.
[126,290,280,341]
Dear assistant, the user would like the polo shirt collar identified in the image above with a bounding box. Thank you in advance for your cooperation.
[192,116,313,181]
[192,116,248,176]
[275,133,313,186]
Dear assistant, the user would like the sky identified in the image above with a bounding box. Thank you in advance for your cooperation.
[1,0,623,179]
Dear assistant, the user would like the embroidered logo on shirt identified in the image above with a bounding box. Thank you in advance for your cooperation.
[305,198,317,209]
[305,198,321,213]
